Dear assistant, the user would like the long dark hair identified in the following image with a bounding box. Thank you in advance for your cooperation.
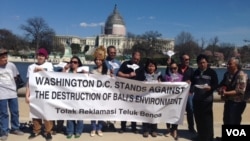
[69,56,83,72]
[94,58,108,75]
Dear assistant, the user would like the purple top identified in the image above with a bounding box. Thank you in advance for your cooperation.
[165,73,183,82]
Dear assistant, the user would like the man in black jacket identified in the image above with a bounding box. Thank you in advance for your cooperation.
[191,54,218,141]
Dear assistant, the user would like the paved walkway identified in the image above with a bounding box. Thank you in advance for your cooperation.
[4,97,249,141]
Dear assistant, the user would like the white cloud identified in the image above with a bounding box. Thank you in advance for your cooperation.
[171,22,191,28]
[137,16,145,20]
[148,16,155,20]
[80,22,104,27]
[12,16,20,20]
[137,16,155,20]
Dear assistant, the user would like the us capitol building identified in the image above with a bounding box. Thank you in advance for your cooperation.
[53,5,174,56]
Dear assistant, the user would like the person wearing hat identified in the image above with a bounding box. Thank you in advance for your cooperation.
[25,48,54,141]
[0,48,24,141]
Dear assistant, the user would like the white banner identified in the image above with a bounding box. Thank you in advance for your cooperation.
[29,71,190,124]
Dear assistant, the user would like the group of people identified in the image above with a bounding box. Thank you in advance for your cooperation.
[165,54,248,141]
[0,45,248,141]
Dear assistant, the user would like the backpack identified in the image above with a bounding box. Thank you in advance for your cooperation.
[243,77,250,101]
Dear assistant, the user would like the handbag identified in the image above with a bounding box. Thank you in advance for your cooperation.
[15,75,25,89]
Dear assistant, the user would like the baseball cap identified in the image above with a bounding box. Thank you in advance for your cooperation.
[37,48,48,58]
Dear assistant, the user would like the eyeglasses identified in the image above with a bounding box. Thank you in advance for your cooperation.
[184,58,190,61]
[70,61,78,64]
[109,52,116,54]
[170,67,178,70]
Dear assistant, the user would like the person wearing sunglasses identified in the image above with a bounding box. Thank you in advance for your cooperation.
[63,56,84,139]
[164,61,183,141]
[177,53,196,134]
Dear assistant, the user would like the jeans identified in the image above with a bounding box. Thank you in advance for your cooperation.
[91,120,102,131]
[66,120,83,135]
[186,94,195,130]
[223,100,246,125]
[0,98,20,135]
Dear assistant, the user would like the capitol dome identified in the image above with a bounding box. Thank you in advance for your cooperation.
[104,4,126,36]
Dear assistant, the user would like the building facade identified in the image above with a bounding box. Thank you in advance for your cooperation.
[53,5,174,56]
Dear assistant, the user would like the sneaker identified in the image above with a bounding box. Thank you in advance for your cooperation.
[151,132,157,137]
[90,130,96,137]
[45,133,52,141]
[0,135,8,141]
[143,132,149,138]
[66,134,72,139]
[75,133,81,138]
[10,130,24,135]
[28,132,40,139]
[97,130,103,137]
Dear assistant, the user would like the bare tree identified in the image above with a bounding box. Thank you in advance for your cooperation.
[209,36,219,56]
[174,31,200,59]
[207,36,219,65]
[0,29,16,51]
[175,31,194,46]
[20,17,55,52]
[200,37,206,50]
[0,29,28,53]
[130,30,163,58]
